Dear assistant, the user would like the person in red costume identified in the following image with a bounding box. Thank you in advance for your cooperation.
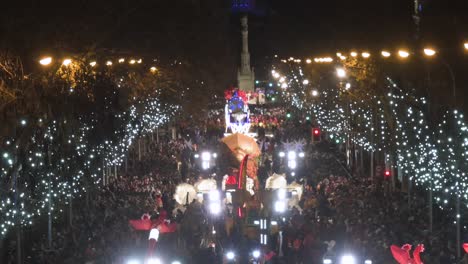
[128,210,177,259]
[390,244,425,264]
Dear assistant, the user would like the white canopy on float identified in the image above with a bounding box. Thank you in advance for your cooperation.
[265,173,287,190]
[174,183,197,205]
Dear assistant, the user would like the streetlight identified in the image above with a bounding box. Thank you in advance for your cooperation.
[106,61,113,66]
[323,259,332,264]
[381,51,391,57]
[303,79,309,85]
[398,50,410,58]
[336,68,346,78]
[62,58,72,66]
[361,52,370,58]
[89,61,97,67]
[464,42,468,50]
[423,48,436,57]
[306,59,312,64]
[311,90,319,97]
[350,51,358,57]
[39,57,52,66]
[150,66,157,73]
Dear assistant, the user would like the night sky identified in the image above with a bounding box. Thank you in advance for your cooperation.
[1,0,467,107]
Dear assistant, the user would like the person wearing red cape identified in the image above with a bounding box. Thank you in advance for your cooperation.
[128,210,177,259]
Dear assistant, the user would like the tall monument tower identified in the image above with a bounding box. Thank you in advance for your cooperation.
[237,15,255,92]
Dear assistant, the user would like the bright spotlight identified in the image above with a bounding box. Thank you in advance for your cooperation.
[340,255,356,264]
[278,189,287,199]
[291,172,295,176]
[226,251,235,260]
[288,151,296,160]
[202,161,210,170]
[89,61,97,67]
[323,259,332,264]
[126,259,140,264]
[212,153,217,158]
[464,42,468,50]
[147,258,162,264]
[311,90,319,97]
[299,152,305,158]
[275,200,286,213]
[194,154,199,158]
[279,151,285,157]
[288,160,297,169]
[252,250,261,259]
[209,203,221,214]
[336,68,346,78]
[303,79,309,85]
[364,260,372,264]
[39,57,52,66]
[201,152,211,161]
[345,83,351,90]
[209,190,220,201]
[172,261,182,264]
[106,61,113,66]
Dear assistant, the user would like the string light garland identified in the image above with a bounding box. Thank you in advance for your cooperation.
[271,59,468,214]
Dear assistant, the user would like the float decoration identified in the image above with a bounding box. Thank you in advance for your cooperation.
[225,87,251,134]
[390,244,424,264]
[129,211,177,259]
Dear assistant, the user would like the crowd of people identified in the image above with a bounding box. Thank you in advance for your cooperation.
[13,118,464,264]
[25,136,187,264]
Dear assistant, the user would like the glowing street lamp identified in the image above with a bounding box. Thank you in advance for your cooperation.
[62,58,72,66]
[150,66,157,73]
[89,61,97,67]
[106,61,113,66]
[464,42,468,50]
[361,52,370,58]
[423,48,436,57]
[303,79,309,85]
[381,51,391,57]
[350,51,358,57]
[306,59,312,64]
[129,59,136,64]
[39,57,52,66]
[336,68,346,78]
[311,90,319,97]
[398,50,410,58]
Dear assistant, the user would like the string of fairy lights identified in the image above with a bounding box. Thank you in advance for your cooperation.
[0,59,180,236]
[271,58,468,214]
